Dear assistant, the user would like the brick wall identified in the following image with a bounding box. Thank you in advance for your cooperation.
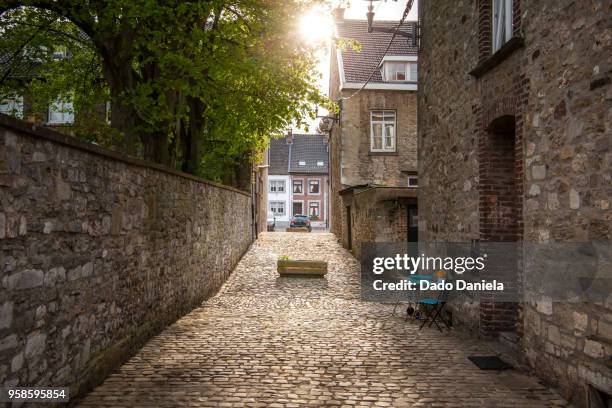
[290,174,328,224]
[0,115,253,400]
[419,0,611,402]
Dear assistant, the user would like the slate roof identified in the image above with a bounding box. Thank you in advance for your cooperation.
[0,54,41,80]
[289,134,328,174]
[268,134,329,175]
[268,137,290,175]
[335,19,418,84]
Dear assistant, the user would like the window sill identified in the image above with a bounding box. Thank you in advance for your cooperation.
[469,36,525,79]
[369,151,398,156]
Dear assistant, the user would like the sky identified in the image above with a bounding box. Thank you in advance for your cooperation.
[297,0,418,133]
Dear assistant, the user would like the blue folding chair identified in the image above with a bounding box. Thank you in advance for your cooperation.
[418,277,450,332]
[405,275,432,321]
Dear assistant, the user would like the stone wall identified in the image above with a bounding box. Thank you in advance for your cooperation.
[341,188,416,259]
[338,89,418,187]
[418,0,611,402]
[0,114,253,400]
[329,86,418,241]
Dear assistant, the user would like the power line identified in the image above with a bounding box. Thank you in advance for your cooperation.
[341,0,415,101]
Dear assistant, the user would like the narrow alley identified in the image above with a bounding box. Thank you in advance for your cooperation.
[78,233,568,407]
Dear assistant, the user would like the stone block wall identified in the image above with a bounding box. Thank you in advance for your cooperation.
[419,0,611,402]
[0,114,253,399]
[338,89,417,188]
[341,188,416,259]
[329,85,418,239]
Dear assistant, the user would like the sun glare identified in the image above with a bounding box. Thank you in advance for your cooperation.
[299,8,333,44]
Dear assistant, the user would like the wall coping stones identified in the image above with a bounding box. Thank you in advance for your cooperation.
[0,113,250,197]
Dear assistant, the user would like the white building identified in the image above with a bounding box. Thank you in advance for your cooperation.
[268,175,291,226]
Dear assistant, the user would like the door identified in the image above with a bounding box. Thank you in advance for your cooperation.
[407,205,418,242]
[292,202,303,216]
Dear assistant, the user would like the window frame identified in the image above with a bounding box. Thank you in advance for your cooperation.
[308,200,321,218]
[308,179,320,195]
[0,95,24,119]
[408,176,419,188]
[269,201,286,215]
[370,110,397,153]
[292,179,304,194]
[47,99,74,124]
[269,180,286,193]
[492,0,513,53]
[381,62,418,83]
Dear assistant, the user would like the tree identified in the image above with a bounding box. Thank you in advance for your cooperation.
[0,0,326,183]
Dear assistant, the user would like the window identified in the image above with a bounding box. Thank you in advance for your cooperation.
[270,180,285,193]
[309,179,320,194]
[292,201,303,216]
[316,161,324,167]
[382,62,418,82]
[492,0,513,52]
[309,202,320,218]
[0,95,24,119]
[408,176,418,188]
[370,111,396,152]
[298,160,306,166]
[48,99,74,124]
[270,201,285,215]
[52,45,67,60]
[292,180,303,194]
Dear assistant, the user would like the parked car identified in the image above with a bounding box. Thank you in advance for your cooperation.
[267,211,275,231]
[290,214,312,232]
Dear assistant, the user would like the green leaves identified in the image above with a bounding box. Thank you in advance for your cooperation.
[1,0,329,184]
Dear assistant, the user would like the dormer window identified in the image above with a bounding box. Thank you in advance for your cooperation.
[381,61,417,82]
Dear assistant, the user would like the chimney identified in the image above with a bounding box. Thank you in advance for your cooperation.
[332,7,345,22]
[286,129,293,145]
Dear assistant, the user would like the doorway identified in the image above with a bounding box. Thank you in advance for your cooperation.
[292,201,303,216]
[479,114,522,338]
[407,204,418,242]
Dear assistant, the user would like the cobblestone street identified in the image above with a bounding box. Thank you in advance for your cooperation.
[78,233,569,407]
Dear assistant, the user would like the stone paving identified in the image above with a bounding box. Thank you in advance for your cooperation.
[78,233,570,407]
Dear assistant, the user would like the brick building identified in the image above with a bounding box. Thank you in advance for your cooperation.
[328,10,418,257]
[418,0,611,403]
[267,134,329,229]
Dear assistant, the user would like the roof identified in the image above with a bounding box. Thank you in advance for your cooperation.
[335,19,418,85]
[268,137,290,175]
[0,54,41,80]
[288,134,328,174]
[268,134,329,175]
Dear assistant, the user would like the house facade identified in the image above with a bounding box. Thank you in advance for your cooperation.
[419,0,611,404]
[0,53,106,130]
[328,10,418,257]
[268,137,292,226]
[268,134,329,229]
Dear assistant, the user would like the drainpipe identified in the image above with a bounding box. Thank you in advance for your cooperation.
[251,167,257,242]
